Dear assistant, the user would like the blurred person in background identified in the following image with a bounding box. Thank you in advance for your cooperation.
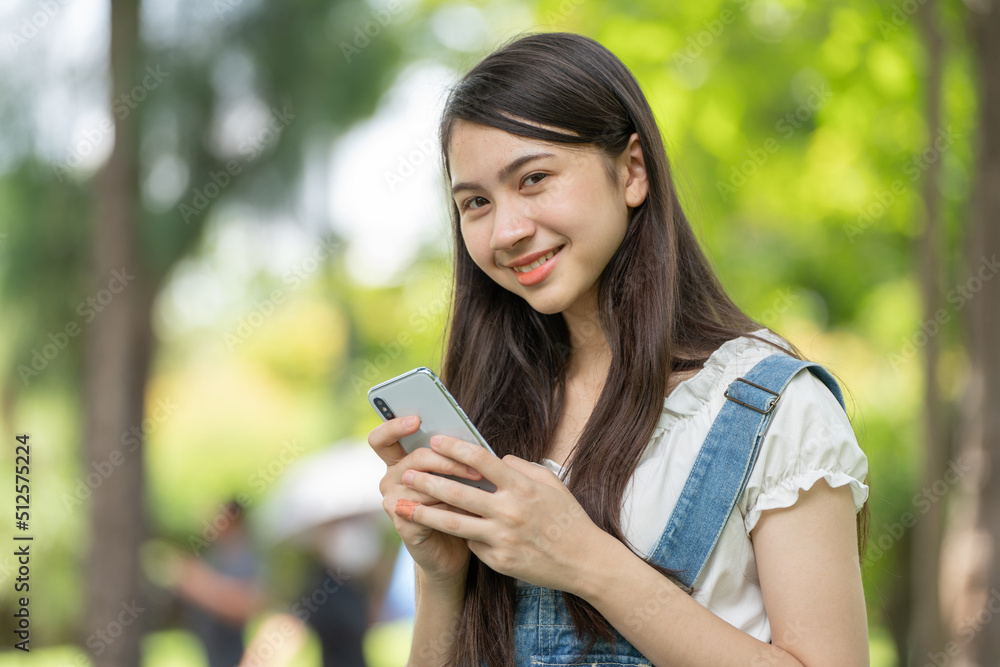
[168,499,265,667]
[238,442,400,666]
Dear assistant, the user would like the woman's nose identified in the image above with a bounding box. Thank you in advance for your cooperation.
[489,201,535,251]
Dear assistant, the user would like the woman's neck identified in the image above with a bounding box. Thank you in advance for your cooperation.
[562,297,612,383]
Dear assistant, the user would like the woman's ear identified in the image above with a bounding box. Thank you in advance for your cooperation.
[621,132,649,208]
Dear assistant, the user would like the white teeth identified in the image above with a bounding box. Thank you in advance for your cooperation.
[513,249,557,273]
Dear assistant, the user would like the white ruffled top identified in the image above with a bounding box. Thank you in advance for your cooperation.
[538,329,870,642]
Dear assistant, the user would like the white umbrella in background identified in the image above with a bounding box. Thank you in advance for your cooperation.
[252,438,418,625]
[252,439,387,547]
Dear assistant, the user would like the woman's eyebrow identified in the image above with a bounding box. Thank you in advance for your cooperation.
[451,152,556,196]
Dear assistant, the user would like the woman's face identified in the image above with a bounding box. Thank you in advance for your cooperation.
[448,119,648,318]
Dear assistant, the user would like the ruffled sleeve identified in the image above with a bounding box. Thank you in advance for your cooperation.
[739,367,870,536]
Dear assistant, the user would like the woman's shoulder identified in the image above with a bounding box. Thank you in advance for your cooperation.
[665,328,869,536]
[735,352,869,536]
[717,328,799,373]
[683,327,859,451]
[661,329,796,416]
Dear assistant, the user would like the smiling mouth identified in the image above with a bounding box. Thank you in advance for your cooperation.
[512,247,562,273]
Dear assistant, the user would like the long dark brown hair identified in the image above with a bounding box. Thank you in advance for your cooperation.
[436,31,869,666]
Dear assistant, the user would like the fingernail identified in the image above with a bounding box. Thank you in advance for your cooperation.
[402,470,415,485]
[430,435,442,448]
[466,466,481,478]
[395,499,419,521]
[405,416,418,428]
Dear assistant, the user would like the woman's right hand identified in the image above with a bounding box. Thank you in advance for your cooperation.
[368,415,478,585]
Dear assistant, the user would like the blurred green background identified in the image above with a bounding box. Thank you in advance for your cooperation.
[1,0,998,664]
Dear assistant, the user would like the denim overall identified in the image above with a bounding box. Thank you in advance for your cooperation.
[511,354,847,666]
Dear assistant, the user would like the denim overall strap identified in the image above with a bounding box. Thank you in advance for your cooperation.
[508,353,846,665]
[646,353,846,591]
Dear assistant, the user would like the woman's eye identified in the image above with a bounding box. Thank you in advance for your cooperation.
[463,196,489,211]
[522,172,547,187]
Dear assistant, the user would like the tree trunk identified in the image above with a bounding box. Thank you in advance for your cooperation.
[962,0,1000,664]
[910,0,947,662]
[82,0,150,664]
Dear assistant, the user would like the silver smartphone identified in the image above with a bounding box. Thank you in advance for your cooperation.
[368,367,497,492]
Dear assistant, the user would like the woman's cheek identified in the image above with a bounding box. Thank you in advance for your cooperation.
[462,230,496,274]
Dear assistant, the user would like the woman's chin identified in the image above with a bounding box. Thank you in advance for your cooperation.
[517,293,569,316]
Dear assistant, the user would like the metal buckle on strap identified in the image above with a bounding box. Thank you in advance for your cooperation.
[724,377,780,414]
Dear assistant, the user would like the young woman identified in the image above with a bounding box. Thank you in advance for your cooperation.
[367,31,871,667]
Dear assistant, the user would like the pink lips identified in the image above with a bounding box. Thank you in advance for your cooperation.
[509,247,562,287]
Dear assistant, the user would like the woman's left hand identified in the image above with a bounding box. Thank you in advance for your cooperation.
[397,434,608,595]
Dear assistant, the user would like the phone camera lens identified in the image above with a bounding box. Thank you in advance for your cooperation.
[374,397,395,419]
